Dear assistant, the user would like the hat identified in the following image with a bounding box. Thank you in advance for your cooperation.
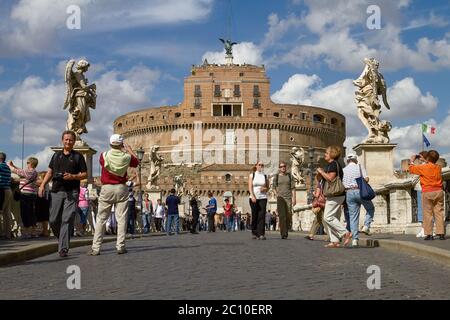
[346,154,358,161]
[110,134,124,146]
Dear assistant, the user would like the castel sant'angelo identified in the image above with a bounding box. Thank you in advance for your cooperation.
[114,45,346,214]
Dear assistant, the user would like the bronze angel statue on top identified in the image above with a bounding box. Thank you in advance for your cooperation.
[219,38,237,56]
[63,59,97,140]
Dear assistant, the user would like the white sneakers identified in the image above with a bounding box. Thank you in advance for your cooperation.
[361,226,371,235]
[352,239,359,247]
[416,228,425,238]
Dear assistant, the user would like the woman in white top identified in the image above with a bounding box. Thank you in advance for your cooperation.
[248,161,269,240]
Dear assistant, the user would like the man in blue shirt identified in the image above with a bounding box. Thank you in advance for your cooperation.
[205,191,217,232]
[165,188,180,235]
[0,152,12,240]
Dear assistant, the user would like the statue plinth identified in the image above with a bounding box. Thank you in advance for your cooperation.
[295,185,308,206]
[51,144,97,183]
[225,54,233,65]
[353,143,397,188]
[146,189,162,208]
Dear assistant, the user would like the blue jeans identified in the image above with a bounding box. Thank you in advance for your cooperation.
[166,214,179,234]
[225,216,234,231]
[78,207,89,225]
[346,189,375,240]
[142,213,150,233]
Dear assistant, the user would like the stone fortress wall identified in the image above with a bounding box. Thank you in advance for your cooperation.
[114,62,346,215]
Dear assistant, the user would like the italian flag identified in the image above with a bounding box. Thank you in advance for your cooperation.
[422,124,436,135]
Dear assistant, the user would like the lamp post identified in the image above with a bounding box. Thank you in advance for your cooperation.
[136,147,145,216]
[308,146,315,204]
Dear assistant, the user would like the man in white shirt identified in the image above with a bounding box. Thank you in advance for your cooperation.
[154,199,165,232]
[343,154,375,247]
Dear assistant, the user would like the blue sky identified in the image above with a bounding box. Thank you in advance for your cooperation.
[0,0,449,171]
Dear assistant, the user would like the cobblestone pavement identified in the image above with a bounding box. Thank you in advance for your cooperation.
[1,231,450,300]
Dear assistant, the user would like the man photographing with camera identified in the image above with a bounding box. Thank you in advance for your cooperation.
[39,131,87,257]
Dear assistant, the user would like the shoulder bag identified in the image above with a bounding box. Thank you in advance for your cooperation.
[355,165,376,201]
[323,161,345,197]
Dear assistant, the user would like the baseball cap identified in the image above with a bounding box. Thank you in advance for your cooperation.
[346,154,358,161]
[110,134,124,146]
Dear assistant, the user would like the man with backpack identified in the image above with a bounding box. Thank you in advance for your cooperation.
[273,161,296,239]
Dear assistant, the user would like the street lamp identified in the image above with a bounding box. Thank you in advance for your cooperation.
[136,147,145,215]
[307,146,315,204]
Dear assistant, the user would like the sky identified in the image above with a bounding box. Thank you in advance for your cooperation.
[0,0,449,172]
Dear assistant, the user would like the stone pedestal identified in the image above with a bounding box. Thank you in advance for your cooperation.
[353,143,397,188]
[51,144,97,183]
[146,189,162,208]
[292,186,308,232]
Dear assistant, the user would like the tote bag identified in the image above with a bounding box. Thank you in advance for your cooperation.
[355,165,376,201]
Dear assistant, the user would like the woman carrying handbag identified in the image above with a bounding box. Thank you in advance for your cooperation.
[315,146,352,248]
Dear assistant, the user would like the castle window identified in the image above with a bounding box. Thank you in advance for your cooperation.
[233,104,242,116]
[225,174,232,182]
[239,72,244,77]
[290,137,294,142]
[150,116,154,120]
[253,85,261,97]
[190,113,195,117]
[341,122,345,128]
[214,85,221,97]
[331,118,338,125]
[194,85,202,97]
[141,117,144,122]
[258,113,263,117]
[209,73,214,77]
[213,104,222,116]
[194,98,201,108]
[300,112,306,120]
[313,114,324,123]
[175,112,181,118]
[253,98,261,108]
[273,112,280,117]
[223,105,232,117]
[288,113,293,119]
[234,85,241,97]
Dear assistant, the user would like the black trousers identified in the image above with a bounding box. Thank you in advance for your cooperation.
[20,193,37,228]
[191,209,199,232]
[154,218,162,231]
[250,198,267,237]
[208,214,215,232]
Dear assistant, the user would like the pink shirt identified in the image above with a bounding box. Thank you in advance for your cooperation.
[15,168,38,194]
[78,187,89,208]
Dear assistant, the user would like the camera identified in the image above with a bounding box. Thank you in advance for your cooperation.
[53,172,64,182]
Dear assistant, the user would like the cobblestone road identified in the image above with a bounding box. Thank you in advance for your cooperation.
[1,231,450,300]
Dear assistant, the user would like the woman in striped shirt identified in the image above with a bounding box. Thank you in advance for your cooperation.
[8,157,39,238]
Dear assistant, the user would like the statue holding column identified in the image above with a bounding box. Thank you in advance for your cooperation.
[353,57,392,144]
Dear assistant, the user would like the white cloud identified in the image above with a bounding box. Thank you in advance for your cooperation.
[0,0,214,56]
[261,13,303,48]
[404,12,449,31]
[201,42,264,66]
[273,0,450,72]
[0,64,161,150]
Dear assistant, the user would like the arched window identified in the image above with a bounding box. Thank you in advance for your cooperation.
[225,174,232,182]
[273,112,280,117]
[175,112,181,118]
[313,114,324,123]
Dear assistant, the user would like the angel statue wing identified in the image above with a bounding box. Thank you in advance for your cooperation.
[230,42,237,46]
[378,74,390,110]
[63,60,76,110]
[219,38,225,44]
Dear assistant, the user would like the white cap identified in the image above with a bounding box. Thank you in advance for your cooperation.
[346,154,358,161]
[110,134,123,146]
